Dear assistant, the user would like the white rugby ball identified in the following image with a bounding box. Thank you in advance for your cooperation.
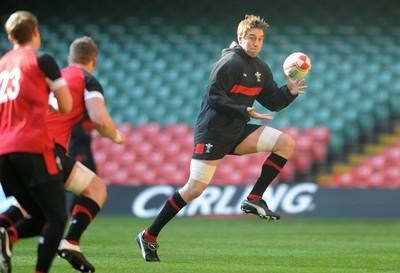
[283,52,312,79]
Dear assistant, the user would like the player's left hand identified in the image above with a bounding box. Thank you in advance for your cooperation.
[286,75,307,95]
[247,107,274,120]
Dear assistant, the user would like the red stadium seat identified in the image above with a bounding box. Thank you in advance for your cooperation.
[134,141,153,160]
[280,126,301,139]
[213,163,235,185]
[296,135,312,153]
[92,136,110,150]
[141,170,159,185]
[119,152,136,167]
[98,161,120,184]
[243,163,261,182]
[363,155,386,171]
[128,162,148,183]
[93,150,107,166]
[293,151,312,173]
[351,164,372,185]
[137,123,161,142]
[279,161,295,181]
[153,133,172,148]
[165,171,187,186]
[174,152,191,168]
[384,167,400,188]
[305,127,330,145]
[331,172,356,187]
[113,169,130,185]
[311,142,328,162]
[382,147,400,166]
[107,142,126,154]
[117,123,133,135]
[147,151,165,166]
[367,172,385,188]
[165,123,191,138]
[161,142,181,154]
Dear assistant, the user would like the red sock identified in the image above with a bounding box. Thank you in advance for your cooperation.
[8,226,18,244]
[144,229,157,243]
[247,194,262,200]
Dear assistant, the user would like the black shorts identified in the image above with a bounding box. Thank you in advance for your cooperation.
[54,144,76,183]
[0,152,63,196]
[0,151,66,219]
[192,124,260,160]
[68,142,96,172]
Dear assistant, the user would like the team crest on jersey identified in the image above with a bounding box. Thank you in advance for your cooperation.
[194,143,213,154]
[255,71,261,82]
[205,143,213,153]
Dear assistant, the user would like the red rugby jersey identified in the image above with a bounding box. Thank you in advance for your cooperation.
[0,47,66,154]
[46,65,105,150]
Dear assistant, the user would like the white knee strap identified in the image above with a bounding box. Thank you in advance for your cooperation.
[65,161,95,194]
[189,159,217,184]
[256,126,282,152]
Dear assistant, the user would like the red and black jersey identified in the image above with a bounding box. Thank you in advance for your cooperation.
[0,46,66,155]
[194,42,297,143]
[46,65,104,151]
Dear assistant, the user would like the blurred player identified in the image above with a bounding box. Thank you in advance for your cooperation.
[68,116,97,172]
[0,11,72,273]
[136,14,307,262]
[67,115,96,220]
[0,36,125,272]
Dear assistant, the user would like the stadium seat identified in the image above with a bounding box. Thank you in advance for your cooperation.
[119,152,136,167]
[117,123,134,135]
[134,141,153,160]
[305,127,330,145]
[293,151,312,174]
[351,164,375,188]
[92,150,107,167]
[382,147,400,166]
[363,155,386,171]
[98,161,120,184]
[385,168,400,188]
[165,123,191,138]
[27,0,400,188]
[279,161,295,181]
[147,151,165,166]
[331,172,356,188]
[280,126,301,139]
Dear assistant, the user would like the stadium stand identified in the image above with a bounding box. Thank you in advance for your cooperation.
[1,0,399,187]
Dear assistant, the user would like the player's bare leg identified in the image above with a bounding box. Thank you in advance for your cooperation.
[137,160,217,262]
[237,127,295,221]
[58,163,107,272]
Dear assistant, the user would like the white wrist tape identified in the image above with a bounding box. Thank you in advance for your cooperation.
[112,130,122,143]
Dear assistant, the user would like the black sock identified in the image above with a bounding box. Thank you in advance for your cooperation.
[248,153,287,198]
[0,205,24,227]
[65,196,100,244]
[147,191,186,239]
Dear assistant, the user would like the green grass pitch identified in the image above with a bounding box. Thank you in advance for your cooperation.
[11,215,400,272]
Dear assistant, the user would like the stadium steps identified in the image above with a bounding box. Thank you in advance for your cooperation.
[317,125,400,188]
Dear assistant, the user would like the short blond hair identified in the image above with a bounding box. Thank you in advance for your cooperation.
[68,36,97,64]
[237,14,269,39]
[4,11,38,45]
